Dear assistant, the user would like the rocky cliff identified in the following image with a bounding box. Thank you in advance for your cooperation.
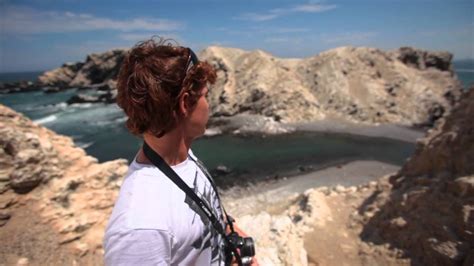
[202,46,462,127]
[0,104,128,264]
[35,46,463,127]
[360,87,474,265]
[38,49,125,88]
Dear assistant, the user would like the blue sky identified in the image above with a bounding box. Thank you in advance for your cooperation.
[1,0,473,72]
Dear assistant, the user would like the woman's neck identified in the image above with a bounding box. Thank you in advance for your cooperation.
[138,127,192,166]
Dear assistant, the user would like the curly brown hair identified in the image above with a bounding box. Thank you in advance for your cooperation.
[116,38,216,137]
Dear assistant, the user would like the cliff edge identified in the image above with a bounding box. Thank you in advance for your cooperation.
[360,87,474,265]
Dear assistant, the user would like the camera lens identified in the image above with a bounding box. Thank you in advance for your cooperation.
[241,237,255,257]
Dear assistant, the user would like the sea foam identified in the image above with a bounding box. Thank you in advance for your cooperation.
[34,114,58,124]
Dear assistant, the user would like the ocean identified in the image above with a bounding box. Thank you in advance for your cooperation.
[1,66,472,183]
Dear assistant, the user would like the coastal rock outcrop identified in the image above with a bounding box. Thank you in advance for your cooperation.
[0,104,128,264]
[360,87,474,265]
[35,46,462,127]
[201,46,462,126]
[39,50,125,87]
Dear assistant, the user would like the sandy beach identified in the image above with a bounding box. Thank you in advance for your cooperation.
[223,160,400,217]
[209,114,424,143]
[291,118,424,143]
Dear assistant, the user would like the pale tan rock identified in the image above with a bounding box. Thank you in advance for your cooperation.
[16,257,29,266]
[201,46,461,126]
[238,212,308,266]
[73,242,89,257]
[38,45,461,127]
[361,88,474,265]
[0,104,128,261]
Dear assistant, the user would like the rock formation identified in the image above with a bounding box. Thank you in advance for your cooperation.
[360,87,474,265]
[1,82,472,264]
[33,46,462,127]
[0,104,128,264]
[202,46,462,127]
[38,50,125,87]
[0,46,470,265]
[0,102,398,265]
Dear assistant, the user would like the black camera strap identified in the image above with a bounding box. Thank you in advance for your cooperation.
[142,141,243,266]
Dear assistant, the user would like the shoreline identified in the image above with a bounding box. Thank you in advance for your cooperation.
[207,114,424,143]
[220,160,401,208]
[290,118,424,143]
[222,160,400,217]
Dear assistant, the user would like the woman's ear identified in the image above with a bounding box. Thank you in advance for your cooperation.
[179,92,190,117]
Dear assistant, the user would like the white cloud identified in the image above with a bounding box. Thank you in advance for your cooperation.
[237,12,280,22]
[235,2,337,21]
[292,3,337,13]
[273,27,311,33]
[2,5,183,34]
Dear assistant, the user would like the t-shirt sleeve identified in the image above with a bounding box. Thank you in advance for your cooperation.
[104,229,173,266]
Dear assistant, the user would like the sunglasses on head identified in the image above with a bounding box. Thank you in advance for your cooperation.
[184,48,199,74]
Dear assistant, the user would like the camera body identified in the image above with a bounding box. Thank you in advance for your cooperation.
[225,232,255,265]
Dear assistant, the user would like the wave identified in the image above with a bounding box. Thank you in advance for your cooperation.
[52,102,68,108]
[89,116,127,126]
[70,103,96,109]
[77,141,94,149]
[33,114,57,124]
[23,102,67,112]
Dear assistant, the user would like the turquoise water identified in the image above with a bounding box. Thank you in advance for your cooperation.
[193,133,413,187]
[456,70,474,89]
[1,67,471,185]
[0,88,415,187]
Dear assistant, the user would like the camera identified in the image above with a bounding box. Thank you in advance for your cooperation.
[226,232,255,265]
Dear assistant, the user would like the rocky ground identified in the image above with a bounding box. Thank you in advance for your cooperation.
[228,179,411,266]
[0,104,128,265]
[360,88,474,265]
[221,87,473,266]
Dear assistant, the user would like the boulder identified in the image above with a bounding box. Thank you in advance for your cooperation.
[38,61,84,86]
[396,46,453,72]
[66,94,101,105]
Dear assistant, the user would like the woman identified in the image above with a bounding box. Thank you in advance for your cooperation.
[103,38,256,265]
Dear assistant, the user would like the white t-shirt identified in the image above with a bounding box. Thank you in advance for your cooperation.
[104,150,226,265]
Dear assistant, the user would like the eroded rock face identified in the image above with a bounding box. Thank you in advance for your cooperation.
[0,104,128,261]
[38,50,126,88]
[361,87,474,266]
[400,89,474,178]
[201,46,462,127]
[0,110,62,193]
[38,46,462,126]
[397,46,453,71]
